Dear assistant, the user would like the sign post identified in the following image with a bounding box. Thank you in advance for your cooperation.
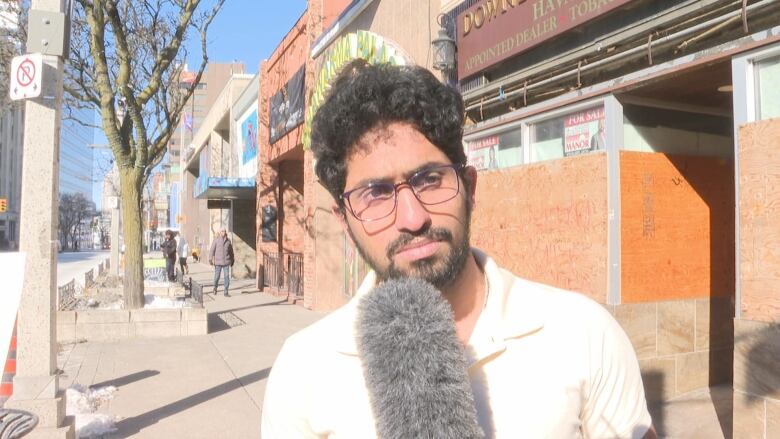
[5,1,76,437]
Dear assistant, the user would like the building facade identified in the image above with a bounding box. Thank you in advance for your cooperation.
[256,11,309,300]
[181,73,257,278]
[256,0,780,435]
[0,103,23,251]
[166,62,245,232]
[301,0,442,310]
[443,0,779,435]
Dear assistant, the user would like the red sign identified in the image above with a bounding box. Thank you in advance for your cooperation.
[16,59,35,86]
[468,135,499,151]
[457,0,635,79]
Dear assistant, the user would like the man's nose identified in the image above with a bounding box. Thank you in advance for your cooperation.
[395,186,430,233]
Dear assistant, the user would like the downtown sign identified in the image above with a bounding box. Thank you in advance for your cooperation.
[457,0,635,79]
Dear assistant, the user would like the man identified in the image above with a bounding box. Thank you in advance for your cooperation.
[590,118,606,151]
[261,63,656,438]
[488,145,498,169]
[160,231,177,282]
[209,229,233,297]
[177,234,190,275]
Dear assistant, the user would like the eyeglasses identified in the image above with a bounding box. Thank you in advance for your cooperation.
[340,164,464,222]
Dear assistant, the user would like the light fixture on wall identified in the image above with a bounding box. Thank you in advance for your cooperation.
[432,14,456,73]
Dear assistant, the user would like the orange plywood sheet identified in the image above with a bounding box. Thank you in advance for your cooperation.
[620,151,734,303]
[739,118,780,323]
[471,153,609,303]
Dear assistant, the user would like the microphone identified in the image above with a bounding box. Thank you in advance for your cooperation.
[356,277,485,439]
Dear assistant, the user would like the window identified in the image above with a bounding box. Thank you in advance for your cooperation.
[465,126,522,171]
[756,55,780,120]
[530,106,605,162]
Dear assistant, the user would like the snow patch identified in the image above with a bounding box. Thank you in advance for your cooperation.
[66,384,118,438]
[144,294,189,309]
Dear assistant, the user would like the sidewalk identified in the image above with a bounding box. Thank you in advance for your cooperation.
[57,260,323,438]
[54,259,730,438]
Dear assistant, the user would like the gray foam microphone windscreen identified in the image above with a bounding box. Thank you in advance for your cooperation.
[356,277,485,439]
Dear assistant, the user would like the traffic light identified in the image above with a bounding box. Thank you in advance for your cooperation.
[0,198,7,212]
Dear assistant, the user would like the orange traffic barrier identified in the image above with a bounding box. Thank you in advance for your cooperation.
[0,317,17,407]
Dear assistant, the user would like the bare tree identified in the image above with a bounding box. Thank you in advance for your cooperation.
[59,192,92,251]
[66,0,225,308]
[0,0,25,113]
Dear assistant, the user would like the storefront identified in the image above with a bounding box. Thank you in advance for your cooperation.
[443,0,780,429]
[302,0,441,311]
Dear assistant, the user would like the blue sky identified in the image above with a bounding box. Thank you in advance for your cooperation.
[92,0,308,208]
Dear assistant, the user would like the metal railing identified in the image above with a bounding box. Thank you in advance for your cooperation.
[58,280,77,311]
[84,268,95,289]
[262,252,283,289]
[262,252,303,297]
[286,253,303,297]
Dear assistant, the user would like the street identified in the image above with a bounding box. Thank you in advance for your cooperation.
[57,250,110,287]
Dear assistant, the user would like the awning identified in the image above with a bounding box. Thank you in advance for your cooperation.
[194,177,256,200]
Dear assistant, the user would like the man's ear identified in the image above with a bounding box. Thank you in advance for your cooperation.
[463,165,478,208]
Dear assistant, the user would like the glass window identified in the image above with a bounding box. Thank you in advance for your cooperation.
[465,126,523,171]
[530,106,605,162]
[756,55,780,120]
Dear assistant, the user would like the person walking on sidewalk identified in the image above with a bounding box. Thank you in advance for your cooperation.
[209,229,234,296]
[160,230,177,282]
[177,234,190,275]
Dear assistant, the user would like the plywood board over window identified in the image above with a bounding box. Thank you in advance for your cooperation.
[739,118,780,323]
[471,152,609,303]
[621,151,734,303]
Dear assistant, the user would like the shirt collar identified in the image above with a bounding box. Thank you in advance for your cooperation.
[334,249,545,356]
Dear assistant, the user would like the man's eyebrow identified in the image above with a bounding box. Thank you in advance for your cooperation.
[347,161,451,191]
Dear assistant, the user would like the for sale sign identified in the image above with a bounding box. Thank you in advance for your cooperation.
[564,107,605,157]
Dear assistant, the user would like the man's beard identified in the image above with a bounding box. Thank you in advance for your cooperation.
[346,204,472,289]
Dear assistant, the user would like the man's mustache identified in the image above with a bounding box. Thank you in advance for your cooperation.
[385,227,454,260]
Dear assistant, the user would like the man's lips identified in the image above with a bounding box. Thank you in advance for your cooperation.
[394,240,441,261]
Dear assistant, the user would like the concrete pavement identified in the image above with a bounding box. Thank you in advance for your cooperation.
[53,259,731,438]
[56,261,324,438]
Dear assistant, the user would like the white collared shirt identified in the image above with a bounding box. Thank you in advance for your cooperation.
[261,249,652,438]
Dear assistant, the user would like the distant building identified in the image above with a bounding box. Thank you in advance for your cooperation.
[164,62,245,230]
[59,106,94,199]
[0,104,23,251]
[0,2,22,251]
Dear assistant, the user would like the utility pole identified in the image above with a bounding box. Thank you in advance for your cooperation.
[7,0,75,437]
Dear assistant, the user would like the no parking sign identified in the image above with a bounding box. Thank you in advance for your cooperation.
[9,53,43,101]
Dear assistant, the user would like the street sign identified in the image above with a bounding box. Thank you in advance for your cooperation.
[10,53,43,101]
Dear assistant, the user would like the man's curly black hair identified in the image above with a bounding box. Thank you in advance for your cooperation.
[311,61,466,204]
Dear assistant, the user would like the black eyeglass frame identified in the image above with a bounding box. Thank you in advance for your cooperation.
[339,163,466,222]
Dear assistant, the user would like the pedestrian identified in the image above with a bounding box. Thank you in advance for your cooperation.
[177,234,189,275]
[191,245,200,263]
[208,229,234,296]
[261,63,656,438]
[160,230,177,282]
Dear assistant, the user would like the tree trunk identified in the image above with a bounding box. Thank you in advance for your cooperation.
[119,168,145,309]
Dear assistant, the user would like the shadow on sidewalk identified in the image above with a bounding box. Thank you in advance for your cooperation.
[113,367,271,436]
[207,300,290,333]
[91,370,160,389]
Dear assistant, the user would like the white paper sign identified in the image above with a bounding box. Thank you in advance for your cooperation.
[10,53,43,101]
[0,252,25,370]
